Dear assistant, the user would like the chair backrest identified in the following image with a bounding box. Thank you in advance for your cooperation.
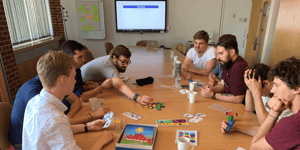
[83,50,94,63]
[0,102,13,150]
[136,40,147,46]
[179,46,187,55]
[105,42,114,55]
[175,43,183,50]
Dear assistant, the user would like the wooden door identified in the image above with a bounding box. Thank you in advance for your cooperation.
[269,0,300,66]
[245,0,271,65]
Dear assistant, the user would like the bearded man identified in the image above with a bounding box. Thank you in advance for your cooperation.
[201,34,248,104]
[81,45,153,105]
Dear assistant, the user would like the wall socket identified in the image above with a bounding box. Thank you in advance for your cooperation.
[239,18,247,22]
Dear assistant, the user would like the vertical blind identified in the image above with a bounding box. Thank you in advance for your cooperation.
[3,0,53,46]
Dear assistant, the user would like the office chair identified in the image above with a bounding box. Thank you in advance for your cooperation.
[105,42,114,55]
[179,45,187,55]
[0,102,13,150]
[175,43,183,51]
[83,50,94,64]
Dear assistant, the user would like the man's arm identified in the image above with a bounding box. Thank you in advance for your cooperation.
[245,90,255,112]
[181,56,193,79]
[65,93,82,118]
[200,87,244,103]
[210,84,225,93]
[250,109,279,150]
[215,93,245,104]
[70,120,114,150]
[69,107,110,125]
[221,120,259,137]
[188,59,217,76]
[251,91,268,125]
[80,79,113,102]
[112,77,152,105]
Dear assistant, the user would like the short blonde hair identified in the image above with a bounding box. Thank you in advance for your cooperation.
[37,50,76,88]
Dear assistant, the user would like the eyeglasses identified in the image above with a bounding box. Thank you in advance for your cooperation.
[118,58,131,65]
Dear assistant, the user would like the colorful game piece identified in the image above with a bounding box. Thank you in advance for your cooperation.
[226,112,238,116]
[225,120,235,131]
[175,129,198,146]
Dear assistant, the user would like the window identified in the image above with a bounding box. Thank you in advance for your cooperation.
[3,0,53,46]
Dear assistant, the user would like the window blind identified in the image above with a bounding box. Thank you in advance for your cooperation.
[3,0,53,46]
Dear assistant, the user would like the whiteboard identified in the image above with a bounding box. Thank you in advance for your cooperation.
[76,0,105,39]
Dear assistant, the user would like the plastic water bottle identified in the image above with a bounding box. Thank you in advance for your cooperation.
[175,60,181,78]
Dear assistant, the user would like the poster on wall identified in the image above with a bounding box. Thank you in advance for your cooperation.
[76,0,105,39]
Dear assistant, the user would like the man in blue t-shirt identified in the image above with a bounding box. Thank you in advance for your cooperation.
[9,40,112,149]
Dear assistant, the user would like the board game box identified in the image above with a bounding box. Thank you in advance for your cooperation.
[116,123,158,150]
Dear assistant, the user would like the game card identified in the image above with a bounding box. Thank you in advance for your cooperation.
[208,103,233,113]
[182,113,194,118]
[103,111,114,128]
[122,111,142,120]
[194,113,206,117]
[188,116,203,123]
[103,119,112,128]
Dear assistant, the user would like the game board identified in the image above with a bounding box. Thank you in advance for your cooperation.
[156,119,189,127]
[120,124,155,145]
[175,129,198,146]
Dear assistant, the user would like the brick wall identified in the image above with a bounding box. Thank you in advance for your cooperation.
[0,0,21,101]
[0,0,65,102]
[49,0,65,45]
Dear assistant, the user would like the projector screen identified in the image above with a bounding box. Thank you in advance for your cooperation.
[115,0,167,32]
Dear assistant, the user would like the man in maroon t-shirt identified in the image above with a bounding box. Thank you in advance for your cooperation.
[250,57,300,149]
[201,34,248,104]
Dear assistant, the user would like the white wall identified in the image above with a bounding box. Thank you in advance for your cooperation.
[61,0,252,58]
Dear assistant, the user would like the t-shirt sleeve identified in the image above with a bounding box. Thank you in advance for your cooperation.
[102,67,120,79]
[206,47,216,61]
[228,65,247,96]
[186,48,194,60]
[211,63,220,76]
[265,115,300,149]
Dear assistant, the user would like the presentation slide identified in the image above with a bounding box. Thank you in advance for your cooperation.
[116,1,166,31]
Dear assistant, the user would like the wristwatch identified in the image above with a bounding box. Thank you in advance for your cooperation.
[133,94,139,102]
[211,93,216,100]
[84,123,88,132]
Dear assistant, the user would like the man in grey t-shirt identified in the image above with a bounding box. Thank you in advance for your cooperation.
[81,45,153,105]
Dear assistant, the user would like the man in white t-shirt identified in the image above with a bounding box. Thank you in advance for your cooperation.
[181,30,217,79]
[220,63,293,136]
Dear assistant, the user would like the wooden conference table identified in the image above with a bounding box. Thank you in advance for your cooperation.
[73,47,259,150]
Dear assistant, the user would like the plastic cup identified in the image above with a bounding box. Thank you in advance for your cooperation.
[113,115,124,131]
[187,92,197,103]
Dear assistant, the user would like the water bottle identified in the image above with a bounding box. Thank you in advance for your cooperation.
[175,60,181,78]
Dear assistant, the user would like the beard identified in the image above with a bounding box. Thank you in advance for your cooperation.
[116,62,127,73]
[219,56,233,71]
